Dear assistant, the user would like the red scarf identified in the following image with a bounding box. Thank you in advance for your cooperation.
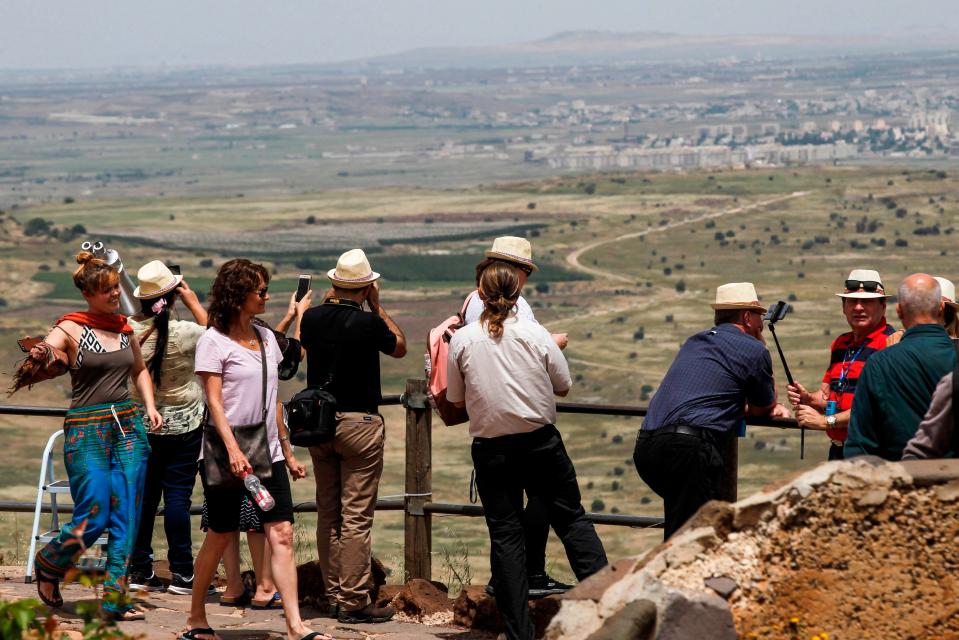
[56,312,133,335]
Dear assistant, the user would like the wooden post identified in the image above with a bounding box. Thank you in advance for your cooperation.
[718,435,738,503]
[403,378,432,582]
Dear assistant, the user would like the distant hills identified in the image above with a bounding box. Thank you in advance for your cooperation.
[351,29,959,70]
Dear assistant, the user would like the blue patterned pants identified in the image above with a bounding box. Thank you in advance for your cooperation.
[36,399,150,612]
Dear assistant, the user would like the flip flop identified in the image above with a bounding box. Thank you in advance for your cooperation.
[34,564,63,608]
[180,628,217,640]
[250,591,283,609]
[107,607,146,621]
[219,587,254,607]
[298,633,333,640]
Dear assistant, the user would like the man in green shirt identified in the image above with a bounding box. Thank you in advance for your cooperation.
[846,273,957,460]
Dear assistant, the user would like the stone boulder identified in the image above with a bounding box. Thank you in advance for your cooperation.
[546,458,959,638]
[453,585,563,636]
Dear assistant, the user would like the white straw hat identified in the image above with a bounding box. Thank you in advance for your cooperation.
[934,276,959,310]
[710,282,767,313]
[485,236,537,272]
[134,260,182,299]
[327,249,381,289]
[836,268,888,299]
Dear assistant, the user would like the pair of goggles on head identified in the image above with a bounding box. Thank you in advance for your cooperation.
[844,280,883,293]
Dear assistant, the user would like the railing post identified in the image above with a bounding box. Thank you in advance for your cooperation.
[718,435,738,503]
[403,378,432,582]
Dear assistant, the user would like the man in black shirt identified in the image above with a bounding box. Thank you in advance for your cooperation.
[299,249,406,624]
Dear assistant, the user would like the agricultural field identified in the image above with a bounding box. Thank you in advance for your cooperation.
[1,163,958,585]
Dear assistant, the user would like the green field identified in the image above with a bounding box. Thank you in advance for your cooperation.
[2,163,958,585]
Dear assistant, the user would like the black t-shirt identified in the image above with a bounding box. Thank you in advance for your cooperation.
[300,298,398,412]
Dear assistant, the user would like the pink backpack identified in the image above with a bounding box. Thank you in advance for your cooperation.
[425,292,475,426]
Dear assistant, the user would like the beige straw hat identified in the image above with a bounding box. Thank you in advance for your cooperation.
[710,282,767,313]
[327,249,381,289]
[134,260,182,299]
[485,236,538,272]
[836,268,888,299]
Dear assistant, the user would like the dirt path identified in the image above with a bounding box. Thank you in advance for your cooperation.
[565,191,812,282]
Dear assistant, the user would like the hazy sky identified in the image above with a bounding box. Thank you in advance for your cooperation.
[2,0,957,69]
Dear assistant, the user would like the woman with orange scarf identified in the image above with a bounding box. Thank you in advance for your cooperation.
[16,251,162,620]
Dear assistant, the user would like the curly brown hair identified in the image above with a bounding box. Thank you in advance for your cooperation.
[479,261,521,339]
[207,258,270,333]
[73,251,119,294]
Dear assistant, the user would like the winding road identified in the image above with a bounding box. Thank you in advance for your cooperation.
[565,191,811,282]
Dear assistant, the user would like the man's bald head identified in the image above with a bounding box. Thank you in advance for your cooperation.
[896,273,943,329]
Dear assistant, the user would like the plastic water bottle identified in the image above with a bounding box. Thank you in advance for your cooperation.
[242,472,275,512]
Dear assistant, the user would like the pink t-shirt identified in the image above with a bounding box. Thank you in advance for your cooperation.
[195,326,284,463]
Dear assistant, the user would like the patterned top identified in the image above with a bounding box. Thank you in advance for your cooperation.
[642,324,776,434]
[69,326,133,409]
[76,326,129,367]
[819,320,895,441]
[130,318,206,436]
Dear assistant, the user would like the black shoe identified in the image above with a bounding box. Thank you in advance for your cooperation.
[528,574,573,598]
[167,572,217,596]
[338,603,395,624]
[484,582,495,597]
[129,570,164,593]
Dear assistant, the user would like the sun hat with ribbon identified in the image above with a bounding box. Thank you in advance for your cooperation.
[485,236,538,272]
[327,249,381,289]
[836,268,888,299]
[710,282,767,313]
[934,276,959,310]
[134,260,183,299]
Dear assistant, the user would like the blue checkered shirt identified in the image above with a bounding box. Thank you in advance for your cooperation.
[642,324,776,434]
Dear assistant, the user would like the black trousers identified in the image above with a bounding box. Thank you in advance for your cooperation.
[472,425,608,640]
[633,429,725,540]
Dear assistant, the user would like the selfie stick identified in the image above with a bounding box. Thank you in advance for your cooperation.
[766,303,803,459]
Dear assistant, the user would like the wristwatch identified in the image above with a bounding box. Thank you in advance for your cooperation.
[825,415,837,428]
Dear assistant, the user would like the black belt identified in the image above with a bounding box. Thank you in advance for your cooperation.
[638,423,721,440]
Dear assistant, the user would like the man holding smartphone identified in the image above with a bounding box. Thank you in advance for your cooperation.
[298,249,406,624]
[787,269,895,460]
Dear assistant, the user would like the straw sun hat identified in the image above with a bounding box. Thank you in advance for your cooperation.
[836,269,888,299]
[485,236,538,272]
[134,260,182,299]
[934,276,959,310]
[327,249,381,289]
[710,282,767,313]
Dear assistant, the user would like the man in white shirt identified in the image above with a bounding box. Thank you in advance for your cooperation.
[447,261,606,640]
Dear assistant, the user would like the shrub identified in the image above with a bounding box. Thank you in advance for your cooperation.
[305,215,316,224]
[895,238,909,247]
[527,202,536,209]
[611,481,621,491]
[63,196,75,204]
[611,434,624,444]
[633,327,645,341]
[590,499,606,512]
[675,280,686,293]
[200,258,214,268]
[613,466,625,476]
[787,293,798,302]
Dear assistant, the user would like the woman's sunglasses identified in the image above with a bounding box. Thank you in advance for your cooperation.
[256,287,269,298]
[844,280,883,293]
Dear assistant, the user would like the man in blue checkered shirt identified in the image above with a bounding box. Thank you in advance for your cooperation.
[633,283,790,539]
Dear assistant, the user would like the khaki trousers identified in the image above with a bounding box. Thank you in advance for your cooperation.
[309,412,385,611]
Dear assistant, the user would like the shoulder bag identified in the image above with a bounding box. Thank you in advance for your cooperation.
[203,327,273,489]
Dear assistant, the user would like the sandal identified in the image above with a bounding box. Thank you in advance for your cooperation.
[250,591,283,609]
[219,587,253,607]
[106,607,145,621]
[298,633,333,640]
[34,564,63,608]
[180,628,218,640]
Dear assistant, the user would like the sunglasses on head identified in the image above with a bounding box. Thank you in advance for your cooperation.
[256,287,269,298]
[844,280,882,293]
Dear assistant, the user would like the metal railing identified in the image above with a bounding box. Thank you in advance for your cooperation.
[0,382,801,581]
